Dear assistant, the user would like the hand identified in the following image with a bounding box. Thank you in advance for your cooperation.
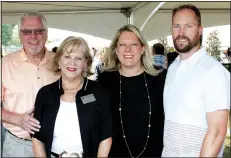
[19,108,41,134]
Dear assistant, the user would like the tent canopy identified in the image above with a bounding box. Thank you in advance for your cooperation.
[2,1,230,41]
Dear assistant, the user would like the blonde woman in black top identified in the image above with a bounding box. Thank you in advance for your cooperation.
[98,25,166,157]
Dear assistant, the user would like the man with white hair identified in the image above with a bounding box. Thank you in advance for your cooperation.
[1,12,60,157]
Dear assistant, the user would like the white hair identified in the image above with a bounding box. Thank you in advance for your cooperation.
[18,12,48,31]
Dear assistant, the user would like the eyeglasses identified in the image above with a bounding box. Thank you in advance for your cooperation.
[20,29,46,36]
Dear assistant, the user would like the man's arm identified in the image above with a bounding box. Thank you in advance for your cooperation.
[2,107,40,134]
[1,80,40,134]
[200,109,229,157]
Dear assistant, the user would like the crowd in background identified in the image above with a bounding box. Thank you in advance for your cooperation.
[49,45,230,80]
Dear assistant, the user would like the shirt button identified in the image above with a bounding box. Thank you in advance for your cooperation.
[37,68,39,70]
[38,77,40,79]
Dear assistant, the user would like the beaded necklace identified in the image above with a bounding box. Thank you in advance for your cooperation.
[119,72,152,158]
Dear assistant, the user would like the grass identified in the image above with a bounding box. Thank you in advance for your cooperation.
[223,134,230,158]
[223,117,230,158]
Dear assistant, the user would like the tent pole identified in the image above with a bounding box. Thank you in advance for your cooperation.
[128,12,134,25]
[121,8,132,24]
[140,2,165,31]
[127,13,131,24]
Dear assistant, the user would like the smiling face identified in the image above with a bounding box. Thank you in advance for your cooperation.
[172,9,202,53]
[19,16,47,55]
[116,31,144,70]
[59,45,87,80]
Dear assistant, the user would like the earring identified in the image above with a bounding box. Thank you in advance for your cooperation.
[58,66,60,69]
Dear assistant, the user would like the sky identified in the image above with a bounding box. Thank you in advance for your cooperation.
[46,25,230,50]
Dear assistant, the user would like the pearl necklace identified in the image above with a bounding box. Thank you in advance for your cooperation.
[63,79,84,91]
[119,72,151,158]
[59,78,84,90]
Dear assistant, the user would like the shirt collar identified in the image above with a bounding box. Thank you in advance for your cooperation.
[175,47,206,67]
[54,77,89,95]
[19,47,52,64]
[154,54,165,57]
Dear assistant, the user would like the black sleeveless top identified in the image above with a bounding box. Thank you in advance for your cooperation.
[98,70,166,157]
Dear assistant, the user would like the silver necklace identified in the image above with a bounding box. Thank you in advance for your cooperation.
[119,72,152,158]
[59,78,84,90]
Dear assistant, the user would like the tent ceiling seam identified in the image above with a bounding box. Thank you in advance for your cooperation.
[3,2,136,10]
[130,2,150,12]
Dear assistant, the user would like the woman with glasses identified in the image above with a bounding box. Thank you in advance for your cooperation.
[32,36,112,157]
[98,24,166,157]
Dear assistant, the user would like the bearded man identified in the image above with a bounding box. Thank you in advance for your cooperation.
[162,4,230,157]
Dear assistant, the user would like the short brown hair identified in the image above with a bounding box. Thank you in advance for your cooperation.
[52,36,93,77]
[172,4,201,26]
[153,43,165,55]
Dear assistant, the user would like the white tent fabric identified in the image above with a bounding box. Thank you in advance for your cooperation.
[2,1,230,41]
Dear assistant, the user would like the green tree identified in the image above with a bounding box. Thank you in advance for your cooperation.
[206,30,221,60]
[11,25,21,46]
[2,24,15,49]
[158,37,168,48]
[157,37,169,54]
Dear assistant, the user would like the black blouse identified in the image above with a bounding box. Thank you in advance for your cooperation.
[32,78,112,157]
[98,70,166,157]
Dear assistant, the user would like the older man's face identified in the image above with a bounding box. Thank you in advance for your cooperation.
[19,16,47,55]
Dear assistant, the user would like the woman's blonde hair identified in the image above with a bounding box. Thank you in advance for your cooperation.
[103,24,159,76]
[52,36,93,77]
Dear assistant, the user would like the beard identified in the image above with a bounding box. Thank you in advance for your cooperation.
[173,35,199,53]
[27,46,43,55]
